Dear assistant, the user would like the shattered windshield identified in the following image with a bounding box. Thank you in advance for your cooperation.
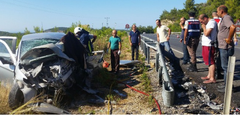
[20,39,59,57]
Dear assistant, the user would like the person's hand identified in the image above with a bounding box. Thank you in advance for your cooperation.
[138,42,141,45]
[130,43,132,46]
[225,38,231,44]
[167,36,170,41]
[201,24,206,29]
[180,39,183,43]
[184,40,186,45]
[118,50,121,55]
[179,22,182,26]
[234,38,238,43]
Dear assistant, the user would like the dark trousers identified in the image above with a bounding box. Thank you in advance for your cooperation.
[131,43,139,60]
[187,37,199,64]
[111,49,120,72]
[182,40,190,63]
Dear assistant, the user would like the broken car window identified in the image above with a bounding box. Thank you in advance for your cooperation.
[0,42,12,64]
[20,38,59,57]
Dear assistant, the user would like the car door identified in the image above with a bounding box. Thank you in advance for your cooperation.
[0,37,17,85]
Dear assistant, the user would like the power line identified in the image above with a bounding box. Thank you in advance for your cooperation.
[105,17,110,27]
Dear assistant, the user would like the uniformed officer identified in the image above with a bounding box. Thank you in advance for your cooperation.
[184,11,201,72]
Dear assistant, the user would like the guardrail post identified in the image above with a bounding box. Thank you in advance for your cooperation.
[223,56,236,114]
[147,46,150,64]
[156,53,159,72]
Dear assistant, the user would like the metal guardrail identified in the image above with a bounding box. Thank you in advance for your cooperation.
[140,34,175,107]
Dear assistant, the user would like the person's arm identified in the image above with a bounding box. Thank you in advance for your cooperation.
[202,24,213,37]
[167,28,171,41]
[119,40,121,50]
[180,22,184,29]
[234,32,238,43]
[225,24,236,44]
[92,35,97,43]
[108,38,111,49]
[138,34,141,45]
[184,28,188,44]
[183,20,188,44]
[129,33,132,46]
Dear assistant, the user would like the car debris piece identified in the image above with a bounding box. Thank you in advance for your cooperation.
[113,89,127,98]
[119,60,140,66]
[31,102,70,114]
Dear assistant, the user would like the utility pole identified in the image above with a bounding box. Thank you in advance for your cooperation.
[105,17,110,28]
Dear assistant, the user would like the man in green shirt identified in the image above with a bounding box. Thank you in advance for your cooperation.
[108,30,121,74]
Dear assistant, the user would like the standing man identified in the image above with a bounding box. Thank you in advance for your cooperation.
[184,11,201,72]
[212,11,223,80]
[108,30,121,74]
[179,17,190,65]
[216,5,237,92]
[156,19,175,57]
[198,14,218,84]
[129,24,141,60]
[74,27,97,56]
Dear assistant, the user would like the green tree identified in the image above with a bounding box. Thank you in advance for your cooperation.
[33,26,40,33]
[51,26,59,32]
[184,0,196,13]
[24,28,31,35]
[67,21,81,33]
[225,0,240,22]
[40,27,44,33]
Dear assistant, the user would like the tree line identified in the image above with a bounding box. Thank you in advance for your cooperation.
[160,0,240,32]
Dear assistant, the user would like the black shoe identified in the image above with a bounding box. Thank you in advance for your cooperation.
[187,63,193,70]
[188,67,198,72]
[188,63,197,72]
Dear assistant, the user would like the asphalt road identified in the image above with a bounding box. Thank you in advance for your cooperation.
[142,33,240,108]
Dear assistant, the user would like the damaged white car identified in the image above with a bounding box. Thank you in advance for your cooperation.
[0,32,103,113]
[0,36,17,85]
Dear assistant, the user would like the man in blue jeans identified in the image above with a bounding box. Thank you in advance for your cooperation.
[156,19,175,57]
[179,17,190,65]
[129,24,141,60]
[216,5,237,92]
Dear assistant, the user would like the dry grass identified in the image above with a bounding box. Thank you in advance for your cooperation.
[0,82,12,114]
[10,94,45,114]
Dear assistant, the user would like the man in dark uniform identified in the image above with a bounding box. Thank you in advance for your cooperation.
[184,11,201,72]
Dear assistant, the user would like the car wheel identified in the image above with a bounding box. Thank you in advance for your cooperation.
[8,83,24,109]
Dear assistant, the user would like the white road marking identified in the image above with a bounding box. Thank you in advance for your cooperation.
[171,48,203,62]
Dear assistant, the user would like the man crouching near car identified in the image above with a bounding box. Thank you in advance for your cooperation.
[198,14,218,84]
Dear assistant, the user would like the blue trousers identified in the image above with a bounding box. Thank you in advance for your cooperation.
[219,47,234,84]
[160,41,175,57]
[182,40,190,63]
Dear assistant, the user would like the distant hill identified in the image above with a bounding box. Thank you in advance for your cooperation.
[0,31,12,36]
[44,27,69,32]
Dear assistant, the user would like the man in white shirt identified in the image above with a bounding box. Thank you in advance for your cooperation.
[156,19,175,56]
[198,14,218,84]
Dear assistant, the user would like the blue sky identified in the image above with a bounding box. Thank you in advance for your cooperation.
[0,0,207,32]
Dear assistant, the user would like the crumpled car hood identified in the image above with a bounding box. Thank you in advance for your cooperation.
[20,43,75,65]
[19,43,75,88]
